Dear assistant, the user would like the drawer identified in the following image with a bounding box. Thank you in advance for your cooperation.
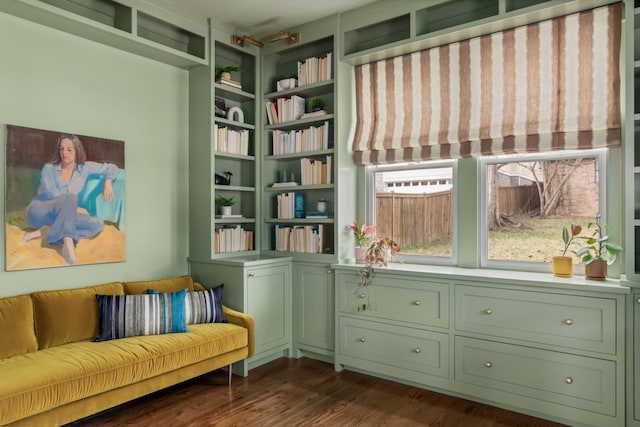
[337,272,449,328]
[455,285,616,354]
[455,337,616,416]
[339,317,449,378]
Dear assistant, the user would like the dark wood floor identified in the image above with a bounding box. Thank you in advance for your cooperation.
[69,357,567,426]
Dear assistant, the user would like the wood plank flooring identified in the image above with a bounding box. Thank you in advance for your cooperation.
[68,357,567,427]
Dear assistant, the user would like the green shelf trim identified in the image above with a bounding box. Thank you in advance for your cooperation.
[214,151,255,161]
[210,250,259,259]
[264,149,334,161]
[214,117,255,130]
[265,114,335,131]
[214,84,255,102]
[264,184,334,192]
[213,218,256,224]
[214,185,255,192]
[265,218,335,224]
[264,80,335,99]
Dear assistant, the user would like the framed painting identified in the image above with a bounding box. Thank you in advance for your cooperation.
[5,125,126,271]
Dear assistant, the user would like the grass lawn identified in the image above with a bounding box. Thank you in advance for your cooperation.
[402,216,590,263]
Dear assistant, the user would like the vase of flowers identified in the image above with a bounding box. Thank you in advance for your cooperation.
[351,221,375,263]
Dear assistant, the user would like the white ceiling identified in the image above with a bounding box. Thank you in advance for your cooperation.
[144,0,380,40]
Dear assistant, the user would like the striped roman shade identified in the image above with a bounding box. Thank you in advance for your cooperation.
[352,2,622,165]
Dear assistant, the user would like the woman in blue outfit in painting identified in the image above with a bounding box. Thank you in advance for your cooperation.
[22,134,119,265]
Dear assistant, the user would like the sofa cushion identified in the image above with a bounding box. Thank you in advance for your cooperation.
[95,289,188,341]
[123,275,195,295]
[0,323,249,426]
[31,282,124,349]
[0,294,37,358]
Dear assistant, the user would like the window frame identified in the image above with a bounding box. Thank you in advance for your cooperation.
[479,148,608,273]
[366,159,458,266]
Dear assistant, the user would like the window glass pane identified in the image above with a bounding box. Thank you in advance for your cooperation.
[371,164,453,258]
[485,153,601,264]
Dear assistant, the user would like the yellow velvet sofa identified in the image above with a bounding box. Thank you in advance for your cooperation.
[0,275,255,426]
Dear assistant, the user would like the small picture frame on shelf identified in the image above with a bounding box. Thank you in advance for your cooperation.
[214,97,226,118]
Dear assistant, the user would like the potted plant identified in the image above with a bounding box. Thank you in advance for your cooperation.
[350,221,375,263]
[552,223,581,277]
[576,214,623,281]
[366,236,401,267]
[215,65,241,80]
[215,195,235,216]
[310,97,325,112]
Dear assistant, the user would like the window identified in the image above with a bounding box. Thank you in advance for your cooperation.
[480,149,606,271]
[367,161,456,263]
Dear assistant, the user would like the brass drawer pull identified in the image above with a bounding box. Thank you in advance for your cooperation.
[327,270,333,274]
[636,297,640,305]
[565,377,573,384]
[485,361,493,368]
[414,300,421,306]
[564,319,573,326]
[359,337,366,343]
[484,309,493,315]
[248,272,255,278]
[359,293,366,299]
[414,348,421,353]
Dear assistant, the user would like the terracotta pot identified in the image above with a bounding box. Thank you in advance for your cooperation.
[585,259,607,281]
[355,247,367,264]
[551,256,573,278]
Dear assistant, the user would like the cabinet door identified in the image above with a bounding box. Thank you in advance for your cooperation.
[635,293,640,421]
[296,263,334,351]
[247,264,291,354]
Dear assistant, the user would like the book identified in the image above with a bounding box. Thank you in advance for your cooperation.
[216,78,242,89]
[294,192,305,219]
[272,182,298,187]
[301,110,327,119]
[215,214,244,219]
[305,211,330,219]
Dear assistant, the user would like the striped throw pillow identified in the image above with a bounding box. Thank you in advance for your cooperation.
[148,285,227,325]
[186,285,227,325]
[95,288,188,341]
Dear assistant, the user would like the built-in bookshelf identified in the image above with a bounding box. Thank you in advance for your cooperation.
[189,32,259,259]
[262,34,336,257]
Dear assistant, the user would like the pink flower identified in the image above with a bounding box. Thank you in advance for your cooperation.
[351,221,376,247]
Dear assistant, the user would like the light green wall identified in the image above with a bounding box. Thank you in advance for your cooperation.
[0,12,190,297]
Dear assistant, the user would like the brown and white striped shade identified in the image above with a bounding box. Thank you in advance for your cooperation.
[352,2,622,166]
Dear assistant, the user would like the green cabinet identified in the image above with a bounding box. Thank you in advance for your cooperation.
[293,262,334,361]
[190,256,292,377]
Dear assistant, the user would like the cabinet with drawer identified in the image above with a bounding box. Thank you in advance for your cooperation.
[455,284,617,354]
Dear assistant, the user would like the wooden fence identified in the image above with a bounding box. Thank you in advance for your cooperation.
[375,191,452,247]
[375,185,539,247]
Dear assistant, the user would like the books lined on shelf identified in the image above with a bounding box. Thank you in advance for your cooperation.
[215,125,249,155]
[274,224,332,254]
[216,78,242,90]
[276,192,305,219]
[300,155,332,185]
[297,52,332,87]
[271,121,333,155]
[265,95,305,124]
[214,226,253,254]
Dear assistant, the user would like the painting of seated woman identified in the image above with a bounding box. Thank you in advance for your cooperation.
[5,125,125,271]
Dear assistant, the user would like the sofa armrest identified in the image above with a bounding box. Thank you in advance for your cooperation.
[223,305,255,358]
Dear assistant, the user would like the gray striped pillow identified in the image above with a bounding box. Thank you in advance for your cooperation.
[185,285,227,324]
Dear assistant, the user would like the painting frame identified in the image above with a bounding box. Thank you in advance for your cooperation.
[5,125,126,271]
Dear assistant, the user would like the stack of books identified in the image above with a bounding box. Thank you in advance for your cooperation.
[214,226,253,253]
[274,224,333,254]
[300,155,332,185]
[297,52,332,87]
[216,77,242,90]
[265,95,305,124]
[271,121,333,155]
[214,125,249,155]
[276,192,305,219]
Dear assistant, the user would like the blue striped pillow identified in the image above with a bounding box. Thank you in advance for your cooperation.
[148,285,227,325]
[95,288,188,341]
